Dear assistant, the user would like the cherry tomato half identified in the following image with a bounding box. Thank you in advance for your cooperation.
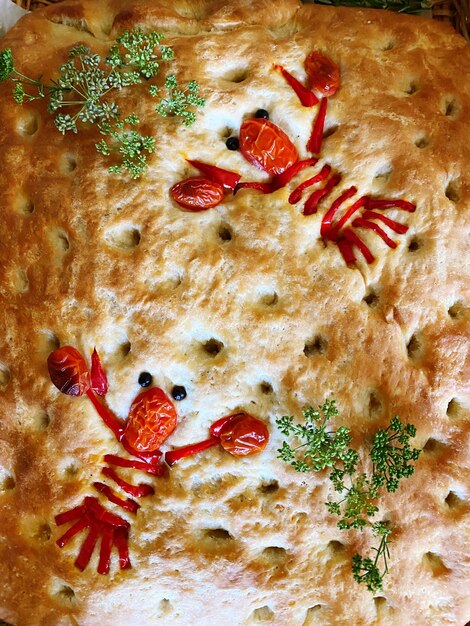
[218,413,269,457]
[304,51,340,97]
[239,118,298,176]
[47,346,90,396]
[170,176,225,211]
[125,387,177,453]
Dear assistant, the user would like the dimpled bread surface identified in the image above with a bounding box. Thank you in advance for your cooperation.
[0,0,469,624]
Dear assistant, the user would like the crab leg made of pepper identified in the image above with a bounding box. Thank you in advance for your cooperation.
[170,50,416,266]
[48,346,269,574]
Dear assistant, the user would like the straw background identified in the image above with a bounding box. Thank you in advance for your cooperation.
[12,0,470,39]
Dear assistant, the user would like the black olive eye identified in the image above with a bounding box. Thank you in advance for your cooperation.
[255,109,269,119]
[138,372,153,388]
[171,385,187,401]
[225,136,239,151]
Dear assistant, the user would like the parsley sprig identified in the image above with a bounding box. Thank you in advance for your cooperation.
[370,416,420,491]
[352,522,392,592]
[0,30,205,179]
[276,402,421,593]
[277,402,359,474]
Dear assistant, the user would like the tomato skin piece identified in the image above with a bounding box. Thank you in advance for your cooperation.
[125,388,177,453]
[304,51,340,97]
[170,177,225,211]
[219,414,269,457]
[48,346,90,396]
[239,118,298,176]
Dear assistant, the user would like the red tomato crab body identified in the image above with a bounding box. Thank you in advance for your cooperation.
[125,387,177,453]
[170,176,225,211]
[239,118,298,176]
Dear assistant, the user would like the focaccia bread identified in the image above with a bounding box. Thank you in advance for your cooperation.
[0,1,469,624]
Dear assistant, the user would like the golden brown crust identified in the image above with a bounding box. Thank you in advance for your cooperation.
[0,1,469,624]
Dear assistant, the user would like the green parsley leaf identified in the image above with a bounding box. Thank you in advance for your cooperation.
[370,416,421,492]
[0,49,14,82]
[334,473,379,530]
[12,83,25,105]
[277,440,295,463]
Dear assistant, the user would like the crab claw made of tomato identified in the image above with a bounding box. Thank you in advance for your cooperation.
[170,177,225,211]
[217,413,270,456]
[48,346,90,396]
[304,51,340,97]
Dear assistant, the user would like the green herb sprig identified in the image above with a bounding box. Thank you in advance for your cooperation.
[0,29,205,179]
[150,74,206,127]
[277,401,359,474]
[276,402,421,593]
[313,0,431,14]
[352,521,392,592]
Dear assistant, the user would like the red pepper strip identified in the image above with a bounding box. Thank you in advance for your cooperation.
[352,218,397,249]
[84,496,131,527]
[103,454,165,476]
[55,504,87,526]
[75,523,101,572]
[327,196,368,241]
[86,389,124,442]
[56,515,91,548]
[273,158,318,189]
[289,165,331,205]
[303,174,341,216]
[273,65,319,107]
[337,238,356,265]
[320,186,358,238]
[90,348,108,397]
[362,210,409,234]
[234,182,274,195]
[307,97,328,154]
[98,525,114,575]
[165,437,219,467]
[234,159,320,196]
[93,482,140,514]
[367,198,416,212]
[114,526,131,570]
[101,467,155,498]
[342,228,375,264]
[187,160,241,190]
